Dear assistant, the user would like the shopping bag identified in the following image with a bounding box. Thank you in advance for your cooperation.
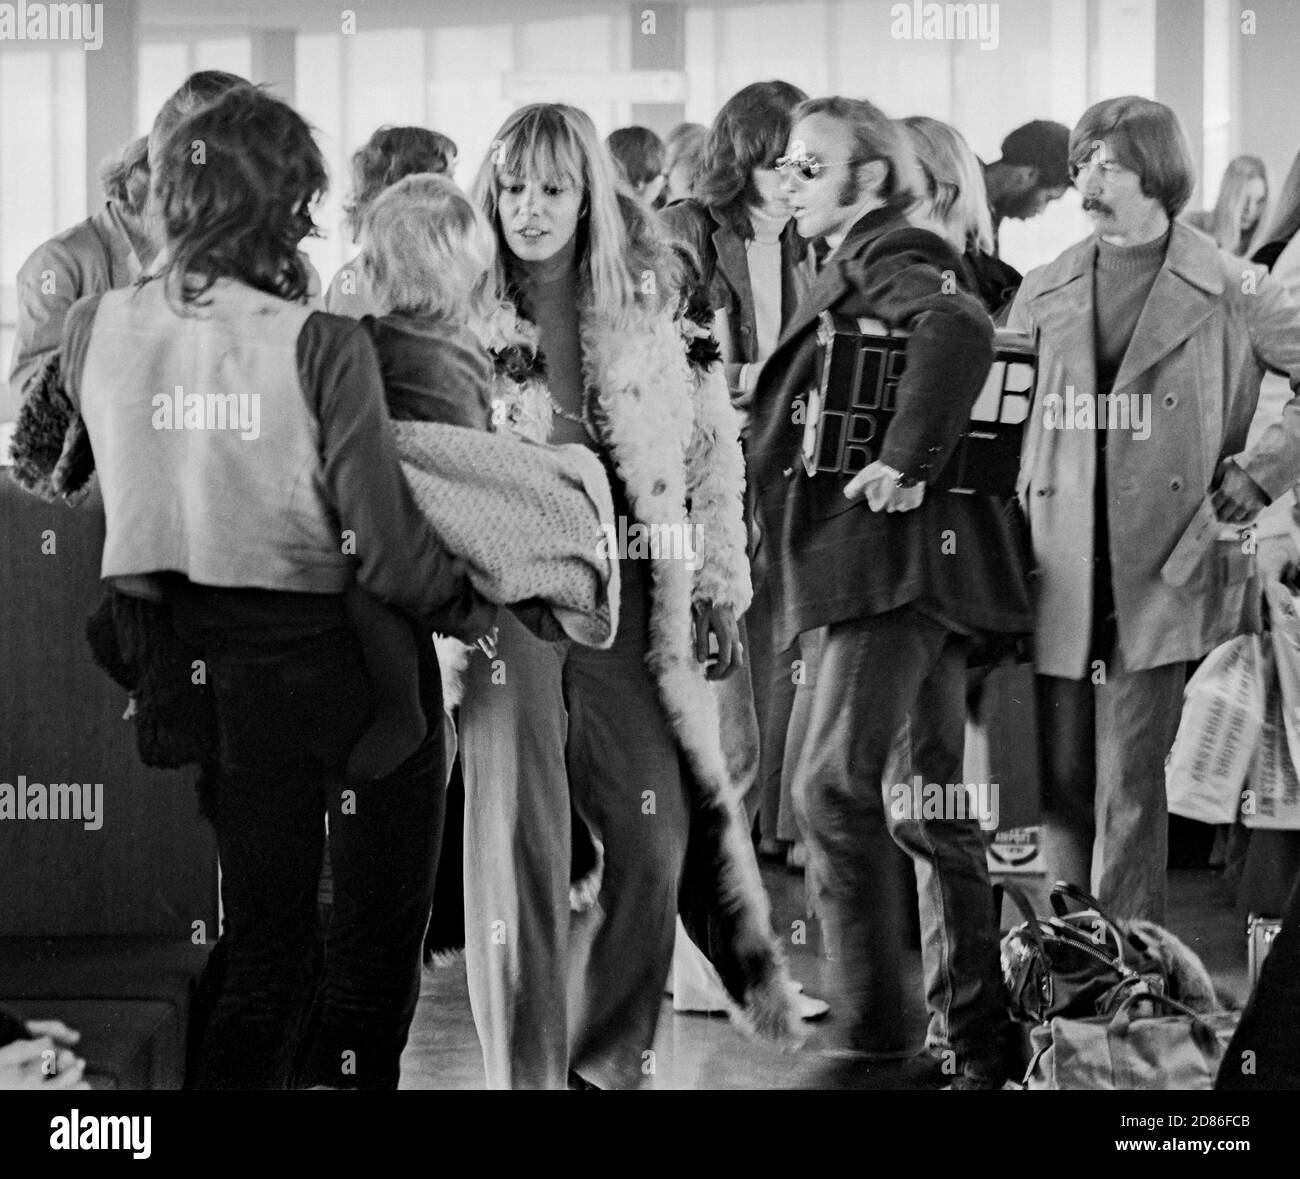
[1023,991,1239,1090]
[1165,634,1264,825]
[1243,644,1300,829]
[1264,577,1300,777]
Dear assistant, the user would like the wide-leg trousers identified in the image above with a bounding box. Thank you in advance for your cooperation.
[459,558,690,1089]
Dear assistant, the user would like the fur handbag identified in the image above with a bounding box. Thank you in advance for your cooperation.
[85,590,219,773]
[1000,881,1221,1025]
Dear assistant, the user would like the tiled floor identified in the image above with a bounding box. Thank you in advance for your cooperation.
[398,865,1250,1090]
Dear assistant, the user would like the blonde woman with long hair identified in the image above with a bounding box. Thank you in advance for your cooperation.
[902,114,1023,319]
[1186,154,1269,257]
[456,103,799,1089]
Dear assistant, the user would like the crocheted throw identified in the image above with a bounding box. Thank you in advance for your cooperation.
[391,420,620,648]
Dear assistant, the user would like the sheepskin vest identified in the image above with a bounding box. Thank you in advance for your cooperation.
[77,278,346,592]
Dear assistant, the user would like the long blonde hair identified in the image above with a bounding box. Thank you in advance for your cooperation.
[901,115,995,256]
[470,103,679,326]
[1203,155,1269,256]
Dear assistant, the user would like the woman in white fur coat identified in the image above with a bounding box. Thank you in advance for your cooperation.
[457,103,800,1089]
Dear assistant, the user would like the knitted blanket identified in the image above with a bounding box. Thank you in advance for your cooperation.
[391,420,620,649]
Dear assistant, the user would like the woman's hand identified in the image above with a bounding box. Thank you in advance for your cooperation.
[693,602,742,681]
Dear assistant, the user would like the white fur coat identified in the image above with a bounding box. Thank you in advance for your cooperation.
[448,292,802,1045]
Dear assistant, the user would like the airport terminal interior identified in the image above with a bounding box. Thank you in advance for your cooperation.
[2,0,1299,1094]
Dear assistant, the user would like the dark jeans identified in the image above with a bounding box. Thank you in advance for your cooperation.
[795,607,1008,1068]
[184,622,444,1090]
[1218,866,1300,1089]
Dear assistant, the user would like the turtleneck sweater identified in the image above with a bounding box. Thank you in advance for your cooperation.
[1094,229,1170,395]
[1090,226,1170,660]
[746,204,787,364]
[510,233,593,452]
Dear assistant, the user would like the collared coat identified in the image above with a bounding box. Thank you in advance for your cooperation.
[1007,221,1300,678]
[747,206,1035,650]
[659,198,815,415]
[9,204,141,399]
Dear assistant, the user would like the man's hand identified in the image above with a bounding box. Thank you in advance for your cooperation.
[692,602,742,680]
[844,461,926,513]
[1212,457,1268,524]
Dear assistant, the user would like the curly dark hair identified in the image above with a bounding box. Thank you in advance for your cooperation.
[154,85,327,309]
[343,125,457,239]
[694,80,808,213]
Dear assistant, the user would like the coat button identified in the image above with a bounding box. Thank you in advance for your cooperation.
[1170,477,1184,492]
[652,479,667,495]
[1036,487,1053,497]
[1163,393,1178,409]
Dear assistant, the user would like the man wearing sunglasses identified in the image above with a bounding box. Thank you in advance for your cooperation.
[748,96,1032,1088]
[1007,97,1300,927]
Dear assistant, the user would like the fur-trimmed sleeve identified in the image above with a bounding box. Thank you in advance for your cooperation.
[685,357,753,615]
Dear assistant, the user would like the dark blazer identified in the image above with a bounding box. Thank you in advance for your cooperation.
[747,206,1035,649]
[660,198,814,373]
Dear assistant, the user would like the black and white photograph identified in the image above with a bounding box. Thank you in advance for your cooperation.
[0,0,1297,1150]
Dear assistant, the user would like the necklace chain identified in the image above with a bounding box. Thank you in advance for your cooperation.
[548,387,601,444]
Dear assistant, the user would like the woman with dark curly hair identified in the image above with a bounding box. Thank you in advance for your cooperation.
[457,102,800,1089]
[60,86,492,1089]
[660,81,816,866]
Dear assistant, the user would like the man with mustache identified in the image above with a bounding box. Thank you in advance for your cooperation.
[1007,96,1300,923]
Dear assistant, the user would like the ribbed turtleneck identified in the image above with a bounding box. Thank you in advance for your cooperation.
[510,234,592,451]
[747,203,787,245]
[1094,228,1169,394]
[746,205,787,362]
[1089,225,1170,662]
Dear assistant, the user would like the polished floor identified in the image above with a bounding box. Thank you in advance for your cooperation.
[397,864,1250,1090]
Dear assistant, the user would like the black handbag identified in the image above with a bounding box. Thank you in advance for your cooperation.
[999,881,1169,1025]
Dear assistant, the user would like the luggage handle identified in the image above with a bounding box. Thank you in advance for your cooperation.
[1002,881,1121,963]
[1048,881,1130,964]
[1107,989,1221,1052]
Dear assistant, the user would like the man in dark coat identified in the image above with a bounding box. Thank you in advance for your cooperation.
[748,96,1033,1087]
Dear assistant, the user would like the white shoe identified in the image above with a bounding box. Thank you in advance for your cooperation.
[788,981,830,1021]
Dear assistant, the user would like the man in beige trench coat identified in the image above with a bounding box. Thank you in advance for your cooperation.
[1008,96,1300,923]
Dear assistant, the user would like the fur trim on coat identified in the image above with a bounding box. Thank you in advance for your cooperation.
[459,294,800,1046]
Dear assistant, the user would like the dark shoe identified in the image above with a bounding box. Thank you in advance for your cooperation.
[944,1073,1014,1090]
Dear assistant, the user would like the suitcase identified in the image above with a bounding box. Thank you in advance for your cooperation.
[805,314,1037,495]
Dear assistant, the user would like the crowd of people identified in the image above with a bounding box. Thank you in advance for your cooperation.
[5,65,1300,1091]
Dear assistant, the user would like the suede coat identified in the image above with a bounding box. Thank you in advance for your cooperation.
[1007,222,1300,677]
